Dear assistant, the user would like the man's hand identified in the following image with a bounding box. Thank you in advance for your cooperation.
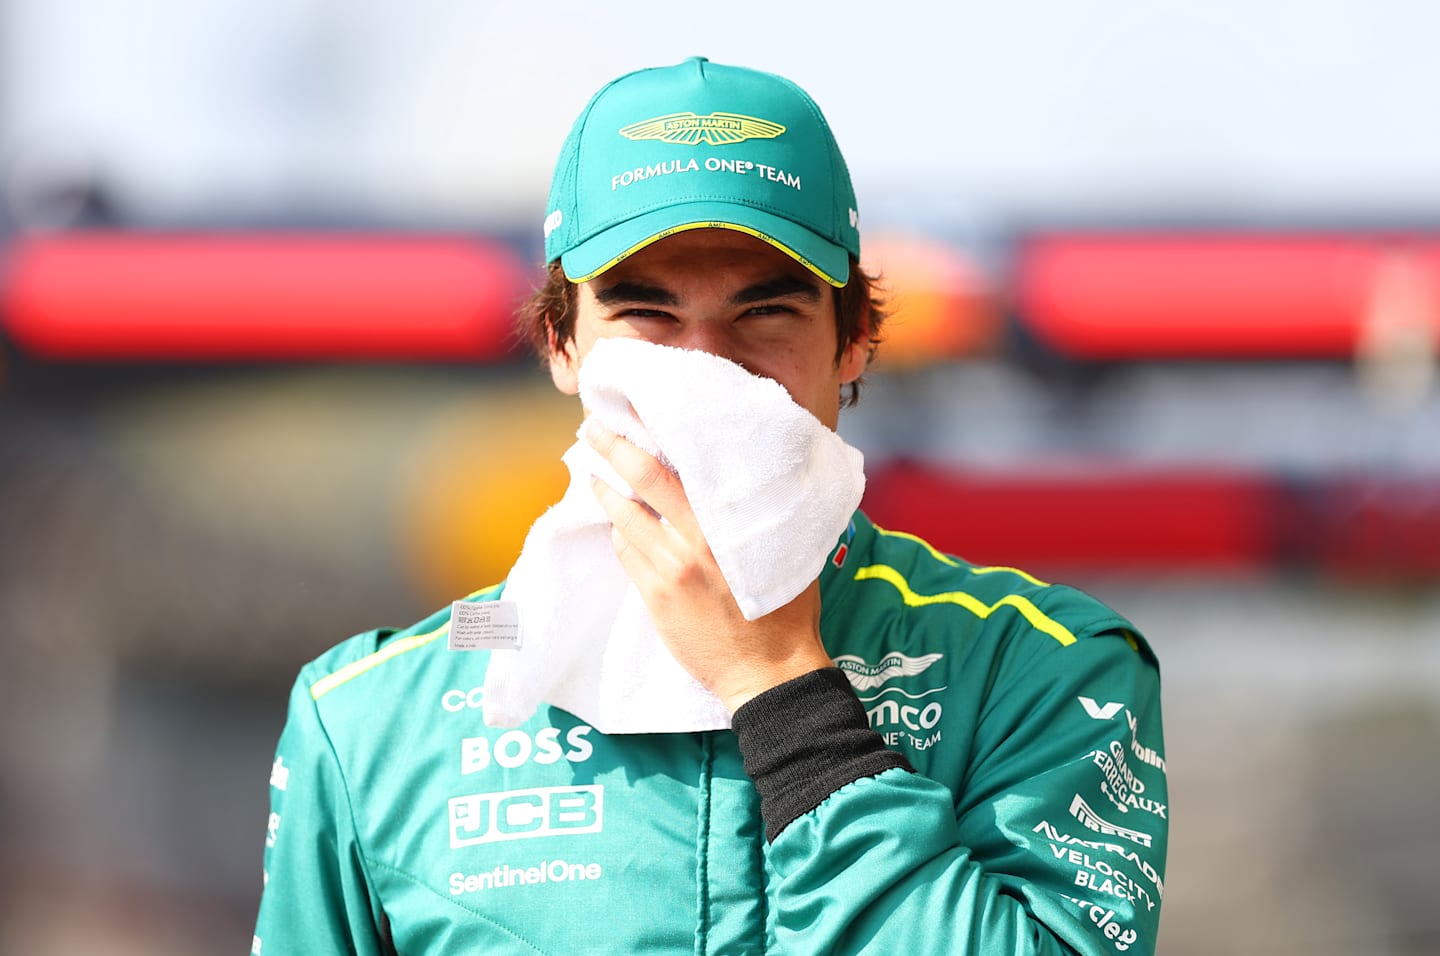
[585,422,834,713]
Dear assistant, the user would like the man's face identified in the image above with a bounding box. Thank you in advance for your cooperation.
[548,229,867,430]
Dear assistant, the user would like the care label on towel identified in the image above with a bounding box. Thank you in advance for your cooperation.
[448,601,521,651]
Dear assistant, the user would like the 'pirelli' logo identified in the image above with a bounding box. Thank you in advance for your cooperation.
[449,786,603,848]
[1068,794,1153,848]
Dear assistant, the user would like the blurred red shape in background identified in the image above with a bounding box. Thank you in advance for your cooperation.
[0,232,533,361]
[1285,476,1440,582]
[1016,233,1440,359]
[862,460,1284,576]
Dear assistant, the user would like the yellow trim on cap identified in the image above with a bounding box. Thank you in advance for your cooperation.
[565,221,846,287]
[854,563,1078,647]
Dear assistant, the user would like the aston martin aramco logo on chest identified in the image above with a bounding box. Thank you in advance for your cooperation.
[833,652,944,692]
[619,112,786,146]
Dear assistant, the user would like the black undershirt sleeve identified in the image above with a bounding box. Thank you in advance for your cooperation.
[730,667,914,841]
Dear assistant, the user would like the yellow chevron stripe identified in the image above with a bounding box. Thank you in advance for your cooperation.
[310,624,448,700]
[309,585,503,700]
[972,564,1051,588]
[854,563,1077,647]
[873,525,1050,587]
[873,526,959,565]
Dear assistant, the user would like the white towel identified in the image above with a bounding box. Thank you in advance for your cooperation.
[481,338,866,734]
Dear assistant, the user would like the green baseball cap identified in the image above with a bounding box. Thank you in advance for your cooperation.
[543,57,860,287]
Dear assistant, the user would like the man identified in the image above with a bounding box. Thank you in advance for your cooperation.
[254,57,1168,954]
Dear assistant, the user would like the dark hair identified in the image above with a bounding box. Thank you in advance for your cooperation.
[516,257,887,406]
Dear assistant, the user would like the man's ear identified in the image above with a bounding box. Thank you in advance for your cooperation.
[837,307,872,385]
[546,327,581,395]
[838,336,869,385]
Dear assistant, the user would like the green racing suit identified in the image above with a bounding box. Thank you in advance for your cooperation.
[253,511,1168,954]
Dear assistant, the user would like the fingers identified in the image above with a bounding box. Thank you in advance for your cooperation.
[586,422,716,599]
[589,475,658,575]
[581,420,832,711]
[584,421,700,538]
[591,471,720,616]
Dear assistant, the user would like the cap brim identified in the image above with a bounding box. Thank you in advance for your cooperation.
[559,202,850,287]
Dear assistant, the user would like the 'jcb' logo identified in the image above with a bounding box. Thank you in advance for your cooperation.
[448,785,603,848]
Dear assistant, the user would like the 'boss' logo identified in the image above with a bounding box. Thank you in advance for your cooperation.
[462,727,594,774]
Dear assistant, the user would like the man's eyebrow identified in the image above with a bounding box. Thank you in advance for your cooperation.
[730,274,823,305]
[592,281,679,306]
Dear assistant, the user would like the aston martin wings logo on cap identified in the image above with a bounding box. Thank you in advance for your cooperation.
[618,112,786,146]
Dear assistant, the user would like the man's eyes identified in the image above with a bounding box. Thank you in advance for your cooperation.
[743,303,795,316]
[615,304,795,318]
